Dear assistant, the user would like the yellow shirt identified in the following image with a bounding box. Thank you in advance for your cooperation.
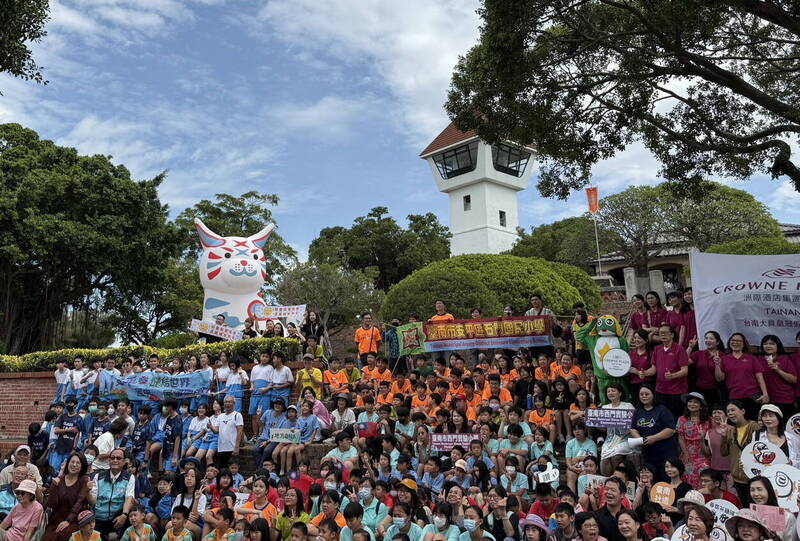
[295,367,323,398]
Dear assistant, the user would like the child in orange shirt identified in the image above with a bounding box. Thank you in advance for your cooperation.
[375,381,392,405]
[528,395,557,445]
[410,382,428,412]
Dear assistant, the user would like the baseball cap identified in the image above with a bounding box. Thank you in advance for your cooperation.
[759,404,783,418]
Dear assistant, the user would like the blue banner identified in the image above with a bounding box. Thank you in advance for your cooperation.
[99,371,211,402]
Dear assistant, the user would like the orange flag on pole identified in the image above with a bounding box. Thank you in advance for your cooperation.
[586,187,599,214]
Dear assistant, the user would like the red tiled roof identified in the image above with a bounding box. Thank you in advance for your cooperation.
[420,122,478,157]
[420,122,536,157]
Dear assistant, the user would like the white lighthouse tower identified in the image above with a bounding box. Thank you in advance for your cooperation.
[420,122,534,255]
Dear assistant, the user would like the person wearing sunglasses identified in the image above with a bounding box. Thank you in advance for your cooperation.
[0,479,43,541]
[88,449,134,540]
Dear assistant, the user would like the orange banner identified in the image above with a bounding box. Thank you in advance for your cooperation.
[586,187,599,214]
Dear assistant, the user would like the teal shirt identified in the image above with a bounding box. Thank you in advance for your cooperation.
[499,472,531,501]
[530,440,555,462]
[338,497,388,533]
[395,421,415,439]
[340,525,375,541]
[499,439,529,453]
[385,523,424,541]
[500,422,532,437]
[421,524,460,541]
[357,411,380,423]
[458,531,496,541]
[324,446,358,462]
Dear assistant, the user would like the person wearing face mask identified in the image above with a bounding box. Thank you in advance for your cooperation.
[385,503,423,541]
[353,479,387,535]
[421,502,459,541]
[459,505,495,541]
[499,456,530,506]
[50,398,82,475]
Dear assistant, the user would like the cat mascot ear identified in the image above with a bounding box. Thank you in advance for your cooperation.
[248,223,275,249]
[194,218,225,248]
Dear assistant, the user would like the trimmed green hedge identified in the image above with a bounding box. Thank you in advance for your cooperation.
[0,337,301,373]
[381,254,585,320]
[540,260,602,312]
[381,266,502,321]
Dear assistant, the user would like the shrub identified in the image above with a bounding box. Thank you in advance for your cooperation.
[381,254,585,320]
[381,266,502,321]
[540,260,602,312]
[434,254,584,315]
[707,237,800,255]
[149,333,197,350]
[0,337,301,373]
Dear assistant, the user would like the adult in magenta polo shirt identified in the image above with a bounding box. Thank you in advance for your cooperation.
[758,334,797,419]
[642,291,668,341]
[652,324,689,419]
[715,333,768,420]
[688,331,725,407]
[666,292,688,347]
[682,288,697,348]
[629,329,655,400]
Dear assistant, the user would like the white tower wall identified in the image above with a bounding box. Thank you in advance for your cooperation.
[422,129,534,256]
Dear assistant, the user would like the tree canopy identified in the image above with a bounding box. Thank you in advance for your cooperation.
[506,216,621,271]
[446,0,800,198]
[0,0,49,85]
[275,262,384,338]
[0,123,183,354]
[308,206,451,291]
[707,237,800,255]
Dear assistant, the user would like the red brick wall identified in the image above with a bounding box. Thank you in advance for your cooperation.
[0,372,55,449]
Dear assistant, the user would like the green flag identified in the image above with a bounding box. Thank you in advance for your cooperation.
[397,322,425,356]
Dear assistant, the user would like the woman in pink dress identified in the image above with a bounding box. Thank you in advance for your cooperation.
[676,392,711,489]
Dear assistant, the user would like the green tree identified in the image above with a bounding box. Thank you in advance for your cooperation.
[103,258,203,345]
[0,123,182,354]
[176,191,297,283]
[663,181,781,250]
[507,216,620,271]
[707,237,800,255]
[0,0,48,85]
[275,262,384,339]
[595,186,670,274]
[309,207,451,291]
[446,0,800,198]
[541,260,602,313]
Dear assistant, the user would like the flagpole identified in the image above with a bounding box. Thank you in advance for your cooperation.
[593,211,603,275]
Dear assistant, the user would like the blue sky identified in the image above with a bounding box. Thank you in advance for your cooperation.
[1,0,799,261]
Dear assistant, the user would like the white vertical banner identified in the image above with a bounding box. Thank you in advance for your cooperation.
[690,253,800,349]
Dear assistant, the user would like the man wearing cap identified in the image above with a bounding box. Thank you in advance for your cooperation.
[0,447,41,488]
[89,448,134,540]
[295,355,323,399]
[0,479,43,541]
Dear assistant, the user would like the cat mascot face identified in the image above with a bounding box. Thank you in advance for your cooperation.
[195,217,275,328]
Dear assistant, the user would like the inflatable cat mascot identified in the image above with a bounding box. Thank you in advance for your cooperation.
[575,315,630,405]
[195,217,275,329]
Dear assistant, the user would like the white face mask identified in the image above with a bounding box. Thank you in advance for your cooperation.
[434,517,447,529]
[505,466,516,474]
[180,406,189,415]
[324,482,336,491]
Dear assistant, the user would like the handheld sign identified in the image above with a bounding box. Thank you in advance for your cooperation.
[269,428,300,444]
[535,463,560,484]
[749,504,785,532]
[788,414,800,438]
[650,482,675,506]
[586,408,634,430]
[602,349,631,377]
[763,463,800,513]
[741,441,788,478]
[707,499,738,527]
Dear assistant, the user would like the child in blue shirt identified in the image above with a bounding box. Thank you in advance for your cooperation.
[228,460,245,489]
[420,456,445,499]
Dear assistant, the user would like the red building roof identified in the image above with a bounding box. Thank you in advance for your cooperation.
[419,122,478,157]
[420,122,536,157]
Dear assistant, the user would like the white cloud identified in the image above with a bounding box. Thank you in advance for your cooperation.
[768,180,800,219]
[252,0,481,149]
[268,96,377,140]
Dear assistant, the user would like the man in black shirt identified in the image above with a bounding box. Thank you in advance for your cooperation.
[596,477,625,541]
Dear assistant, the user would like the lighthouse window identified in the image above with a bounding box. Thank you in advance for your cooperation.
[492,144,530,177]
[433,141,478,179]
[499,210,507,227]
[463,195,471,211]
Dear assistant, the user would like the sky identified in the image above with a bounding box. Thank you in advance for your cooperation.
[1,0,799,262]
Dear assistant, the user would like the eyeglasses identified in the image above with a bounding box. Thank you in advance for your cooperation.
[110,456,124,461]
[14,492,27,497]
